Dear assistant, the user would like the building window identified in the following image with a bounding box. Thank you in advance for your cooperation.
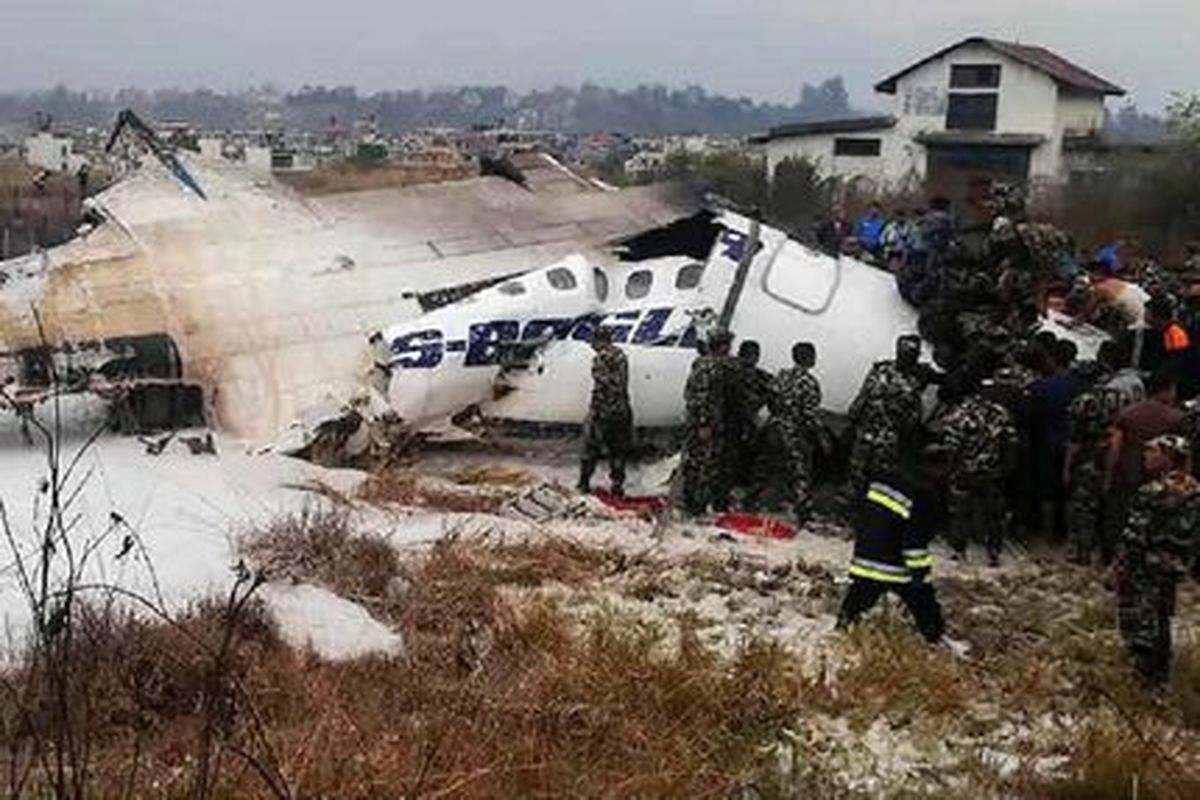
[625,270,653,300]
[675,263,705,290]
[946,93,998,131]
[833,137,882,157]
[545,267,577,291]
[950,64,1001,89]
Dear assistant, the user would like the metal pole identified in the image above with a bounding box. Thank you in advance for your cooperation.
[717,219,760,333]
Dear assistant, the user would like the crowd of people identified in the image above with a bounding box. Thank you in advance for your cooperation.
[579,184,1200,688]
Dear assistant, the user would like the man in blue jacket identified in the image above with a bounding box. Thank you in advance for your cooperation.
[855,203,887,256]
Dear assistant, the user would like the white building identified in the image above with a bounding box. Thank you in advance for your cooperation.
[23,131,89,174]
[759,36,1124,200]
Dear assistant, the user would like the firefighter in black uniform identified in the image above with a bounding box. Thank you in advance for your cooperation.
[836,444,947,643]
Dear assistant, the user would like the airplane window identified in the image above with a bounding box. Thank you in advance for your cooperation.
[625,270,653,300]
[675,262,705,290]
[593,268,609,301]
[546,267,577,291]
[498,280,527,296]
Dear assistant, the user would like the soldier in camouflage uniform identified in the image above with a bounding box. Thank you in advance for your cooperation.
[845,335,925,500]
[941,379,1018,565]
[1117,435,1200,686]
[579,327,633,496]
[681,330,737,515]
[1065,360,1112,565]
[1132,257,1183,313]
[768,342,823,523]
[732,340,774,492]
[987,184,1074,312]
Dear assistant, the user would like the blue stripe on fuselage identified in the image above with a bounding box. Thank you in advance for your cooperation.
[388,306,704,369]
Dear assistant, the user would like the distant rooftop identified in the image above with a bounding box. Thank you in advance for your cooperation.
[875,36,1125,96]
[757,115,896,142]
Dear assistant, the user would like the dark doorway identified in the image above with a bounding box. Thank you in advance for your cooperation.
[925,143,1033,222]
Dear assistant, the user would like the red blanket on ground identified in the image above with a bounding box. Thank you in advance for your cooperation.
[714,513,798,540]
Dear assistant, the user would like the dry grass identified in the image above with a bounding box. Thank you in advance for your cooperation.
[357,470,506,514]
[2,535,812,798]
[0,597,289,799]
[239,507,400,600]
[1171,638,1200,731]
[814,613,971,723]
[1031,711,1200,800]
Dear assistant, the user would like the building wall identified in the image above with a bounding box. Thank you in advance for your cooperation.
[24,132,88,174]
[1057,90,1105,138]
[890,43,1064,180]
[766,42,1113,191]
[765,129,921,193]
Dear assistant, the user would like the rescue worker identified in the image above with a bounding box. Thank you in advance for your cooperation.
[987,183,1073,313]
[1064,359,1111,565]
[768,342,823,523]
[836,443,946,644]
[845,334,925,499]
[681,330,736,515]
[733,340,774,492]
[942,378,1018,565]
[1116,435,1200,686]
[1104,369,1184,553]
[578,327,632,496]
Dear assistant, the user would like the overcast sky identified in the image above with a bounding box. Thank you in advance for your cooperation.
[2,0,1196,112]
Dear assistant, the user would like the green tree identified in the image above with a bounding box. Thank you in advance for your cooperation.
[657,150,768,212]
[767,157,839,236]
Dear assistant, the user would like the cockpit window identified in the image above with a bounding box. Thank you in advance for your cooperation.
[593,268,609,301]
[625,270,653,300]
[498,280,527,296]
[675,262,705,290]
[546,267,578,291]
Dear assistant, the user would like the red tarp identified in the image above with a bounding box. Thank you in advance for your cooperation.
[714,513,798,540]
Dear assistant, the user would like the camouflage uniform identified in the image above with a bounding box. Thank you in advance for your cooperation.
[1065,381,1112,564]
[846,361,923,498]
[991,219,1072,310]
[992,361,1039,413]
[579,343,633,493]
[767,366,823,522]
[1132,258,1182,310]
[1118,453,1200,684]
[942,394,1018,563]
[681,353,736,514]
[1183,400,1200,479]
[733,360,774,488]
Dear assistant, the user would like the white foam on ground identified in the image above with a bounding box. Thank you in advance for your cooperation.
[259,582,404,660]
[0,418,366,647]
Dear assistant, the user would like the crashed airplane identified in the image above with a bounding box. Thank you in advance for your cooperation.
[380,210,920,430]
[0,113,1101,443]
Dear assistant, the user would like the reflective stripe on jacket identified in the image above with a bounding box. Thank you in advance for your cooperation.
[848,470,938,584]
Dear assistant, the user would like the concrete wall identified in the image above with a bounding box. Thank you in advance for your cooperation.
[766,43,1113,191]
[24,132,88,174]
[1056,90,1105,138]
[765,129,922,193]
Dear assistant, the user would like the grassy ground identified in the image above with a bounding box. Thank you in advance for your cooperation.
[4,500,1199,798]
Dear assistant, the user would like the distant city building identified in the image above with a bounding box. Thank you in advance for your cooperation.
[624,149,668,177]
[757,36,1125,202]
[24,131,89,174]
